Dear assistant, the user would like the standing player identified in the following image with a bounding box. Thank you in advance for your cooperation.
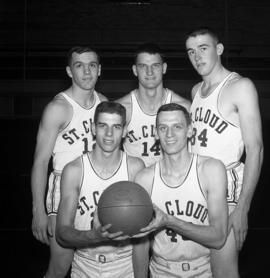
[186,27,264,277]
[56,101,145,278]
[31,46,107,277]
[133,103,228,278]
[116,43,190,167]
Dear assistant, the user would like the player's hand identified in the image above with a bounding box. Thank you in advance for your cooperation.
[31,210,50,245]
[132,204,167,238]
[228,205,248,250]
[92,210,130,241]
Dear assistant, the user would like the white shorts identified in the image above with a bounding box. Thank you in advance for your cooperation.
[226,162,244,205]
[150,255,212,278]
[46,171,61,215]
[71,252,134,278]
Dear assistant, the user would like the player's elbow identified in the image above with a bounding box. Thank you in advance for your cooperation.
[55,226,70,248]
[212,228,227,249]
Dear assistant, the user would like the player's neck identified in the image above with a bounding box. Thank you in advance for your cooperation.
[202,66,230,87]
[136,86,166,112]
[90,149,122,179]
[67,85,95,108]
[163,149,192,174]
[161,150,193,186]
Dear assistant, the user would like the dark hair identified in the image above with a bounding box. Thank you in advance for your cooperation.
[156,103,191,126]
[134,42,165,64]
[67,46,100,66]
[94,101,126,126]
[185,27,220,45]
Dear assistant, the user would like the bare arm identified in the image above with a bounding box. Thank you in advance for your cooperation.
[56,158,126,249]
[31,99,68,244]
[230,78,264,249]
[137,158,228,249]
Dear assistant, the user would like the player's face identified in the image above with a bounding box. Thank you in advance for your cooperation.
[186,34,223,77]
[93,112,126,153]
[66,51,101,90]
[156,110,192,155]
[133,53,167,89]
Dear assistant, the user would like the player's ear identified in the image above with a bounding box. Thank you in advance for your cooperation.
[216,43,224,56]
[155,127,159,140]
[162,62,167,74]
[98,64,101,76]
[132,64,138,77]
[66,66,73,78]
[187,124,193,138]
[122,125,127,138]
[92,123,96,136]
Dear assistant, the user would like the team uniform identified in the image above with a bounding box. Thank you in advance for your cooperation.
[123,89,172,167]
[150,155,212,278]
[71,151,134,278]
[190,72,244,204]
[46,91,101,215]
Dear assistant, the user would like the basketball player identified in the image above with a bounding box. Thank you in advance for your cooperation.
[186,27,263,277]
[133,103,228,277]
[31,46,107,278]
[56,101,145,278]
[116,43,190,167]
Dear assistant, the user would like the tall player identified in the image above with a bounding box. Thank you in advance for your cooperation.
[56,101,145,278]
[186,27,264,277]
[116,43,190,167]
[31,46,107,277]
[133,103,228,278]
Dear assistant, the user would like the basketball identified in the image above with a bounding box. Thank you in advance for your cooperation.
[98,181,153,236]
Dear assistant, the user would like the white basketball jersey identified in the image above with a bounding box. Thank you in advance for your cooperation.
[74,151,132,259]
[151,155,210,261]
[190,73,244,167]
[123,89,172,167]
[52,91,101,171]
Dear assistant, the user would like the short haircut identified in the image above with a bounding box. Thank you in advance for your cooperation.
[134,42,165,64]
[67,46,100,66]
[185,27,220,45]
[94,101,126,126]
[156,103,191,126]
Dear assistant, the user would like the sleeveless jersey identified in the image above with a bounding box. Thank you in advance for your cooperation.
[190,73,244,168]
[52,91,101,171]
[151,155,210,261]
[123,89,172,167]
[74,151,132,260]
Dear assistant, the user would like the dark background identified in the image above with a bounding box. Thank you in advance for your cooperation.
[1,0,270,277]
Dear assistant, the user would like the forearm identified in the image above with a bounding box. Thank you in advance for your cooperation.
[166,215,226,249]
[237,144,264,211]
[56,226,104,249]
[132,237,150,278]
[31,161,49,213]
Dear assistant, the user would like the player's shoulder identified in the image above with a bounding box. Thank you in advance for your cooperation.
[227,73,256,93]
[134,163,155,194]
[63,155,83,174]
[136,163,155,179]
[127,155,145,170]
[96,92,108,102]
[197,155,225,174]
[42,92,71,122]
[191,82,202,99]
[170,90,191,111]
[115,91,133,107]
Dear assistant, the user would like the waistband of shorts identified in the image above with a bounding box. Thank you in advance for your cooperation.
[225,161,243,170]
[75,250,132,264]
[152,254,209,272]
[50,170,62,176]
